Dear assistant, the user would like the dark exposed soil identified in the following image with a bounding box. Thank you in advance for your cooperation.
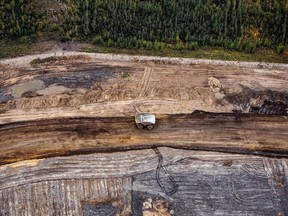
[225,86,288,114]
[42,68,116,89]
[0,89,13,103]
[0,113,288,165]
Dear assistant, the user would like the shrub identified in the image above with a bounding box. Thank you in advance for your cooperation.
[227,42,236,50]
[141,40,153,50]
[235,39,247,51]
[17,35,35,44]
[92,35,105,46]
[60,34,72,42]
[107,39,114,47]
[153,41,165,51]
[120,71,130,78]
[176,40,184,50]
[188,41,198,50]
[276,44,285,54]
[136,39,144,49]
[263,38,271,47]
[244,42,257,53]
[129,37,137,48]
[116,37,126,48]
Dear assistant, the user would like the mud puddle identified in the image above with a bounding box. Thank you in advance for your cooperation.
[1,80,45,102]
[8,80,45,99]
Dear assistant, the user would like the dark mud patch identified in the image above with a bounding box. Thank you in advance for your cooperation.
[225,86,288,106]
[0,89,13,103]
[225,86,288,114]
[41,66,132,89]
[42,69,115,89]
[250,100,287,115]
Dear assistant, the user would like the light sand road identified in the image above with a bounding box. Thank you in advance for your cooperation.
[1,50,288,70]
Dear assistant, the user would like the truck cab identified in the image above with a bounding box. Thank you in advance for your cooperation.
[135,113,156,130]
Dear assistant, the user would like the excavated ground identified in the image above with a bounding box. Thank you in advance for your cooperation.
[0,56,288,160]
[1,56,287,113]
[0,54,288,215]
[0,113,288,165]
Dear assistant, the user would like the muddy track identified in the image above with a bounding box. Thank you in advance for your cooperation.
[0,112,287,165]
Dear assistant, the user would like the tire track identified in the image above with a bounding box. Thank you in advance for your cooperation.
[138,66,153,98]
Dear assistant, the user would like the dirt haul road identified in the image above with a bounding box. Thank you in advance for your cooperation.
[0,112,288,165]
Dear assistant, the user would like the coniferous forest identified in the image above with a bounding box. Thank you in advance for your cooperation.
[0,0,287,53]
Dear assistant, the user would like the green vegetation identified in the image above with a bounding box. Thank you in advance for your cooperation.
[0,34,56,58]
[0,38,36,58]
[276,44,286,54]
[120,71,130,79]
[0,0,288,61]
[62,0,288,53]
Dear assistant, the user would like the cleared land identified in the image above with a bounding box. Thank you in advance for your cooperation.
[0,53,288,215]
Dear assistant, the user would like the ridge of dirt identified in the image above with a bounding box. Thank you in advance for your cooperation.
[1,49,288,70]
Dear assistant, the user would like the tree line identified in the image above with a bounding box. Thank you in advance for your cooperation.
[0,0,287,53]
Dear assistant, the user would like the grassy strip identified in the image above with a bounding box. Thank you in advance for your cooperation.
[0,39,36,59]
[0,34,56,59]
[1,38,287,64]
[83,46,288,64]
